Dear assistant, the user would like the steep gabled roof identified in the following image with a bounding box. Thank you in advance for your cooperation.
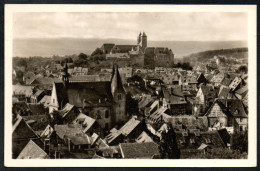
[54,81,113,108]
[12,115,38,139]
[111,65,125,96]
[27,104,47,115]
[119,142,159,159]
[112,45,137,53]
[54,124,91,145]
[13,85,34,97]
[218,86,232,99]
[206,99,247,118]
[17,140,49,159]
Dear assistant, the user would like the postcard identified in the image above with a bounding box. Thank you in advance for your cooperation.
[5,4,257,167]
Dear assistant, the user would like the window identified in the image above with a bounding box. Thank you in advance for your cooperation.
[105,123,109,130]
[118,104,121,107]
[118,94,122,100]
[53,99,55,103]
[105,110,109,118]
[240,118,243,122]
[240,126,243,131]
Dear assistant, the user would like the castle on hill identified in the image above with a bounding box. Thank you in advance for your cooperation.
[92,32,175,68]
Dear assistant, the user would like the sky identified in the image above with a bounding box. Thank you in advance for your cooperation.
[13,12,248,41]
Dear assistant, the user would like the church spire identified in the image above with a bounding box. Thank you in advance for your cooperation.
[62,63,69,87]
[111,64,124,97]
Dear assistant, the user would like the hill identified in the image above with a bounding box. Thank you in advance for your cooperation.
[13,38,247,58]
[182,47,248,64]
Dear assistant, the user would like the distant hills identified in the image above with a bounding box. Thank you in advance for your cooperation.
[182,47,248,64]
[13,38,248,58]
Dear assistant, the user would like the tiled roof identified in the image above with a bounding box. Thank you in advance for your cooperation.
[95,138,109,148]
[135,131,153,143]
[210,73,225,83]
[221,78,233,86]
[73,113,96,133]
[13,85,34,97]
[218,99,247,117]
[101,43,115,53]
[218,86,232,99]
[33,89,44,97]
[13,102,29,112]
[163,89,186,104]
[206,99,247,118]
[138,95,154,109]
[54,124,91,145]
[175,129,228,149]
[119,142,159,159]
[12,115,38,139]
[30,77,61,85]
[92,154,105,159]
[119,117,141,136]
[39,95,51,105]
[70,75,100,82]
[60,103,75,118]
[200,85,219,100]
[166,116,208,131]
[105,117,142,144]
[235,86,248,100]
[17,140,49,159]
[54,81,113,108]
[112,45,137,53]
[27,104,47,115]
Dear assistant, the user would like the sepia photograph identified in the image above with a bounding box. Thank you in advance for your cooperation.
[5,5,257,167]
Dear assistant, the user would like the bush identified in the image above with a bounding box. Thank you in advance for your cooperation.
[188,148,247,159]
[231,130,248,153]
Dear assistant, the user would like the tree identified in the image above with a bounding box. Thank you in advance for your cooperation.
[125,93,139,115]
[91,48,103,56]
[159,124,180,159]
[231,130,248,153]
[188,148,247,159]
[67,57,73,63]
[237,65,248,74]
[17,58,27,68]
[78,53,88,60]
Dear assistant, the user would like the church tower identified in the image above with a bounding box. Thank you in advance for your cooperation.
[61,63,69,87]
[111,64,127,126]
[141,32,147,51]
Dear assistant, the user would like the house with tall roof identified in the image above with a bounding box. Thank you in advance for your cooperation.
[12,114,42,158]
[205,99,248,132]
[49,64,127,130]
[196,85,219,112]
